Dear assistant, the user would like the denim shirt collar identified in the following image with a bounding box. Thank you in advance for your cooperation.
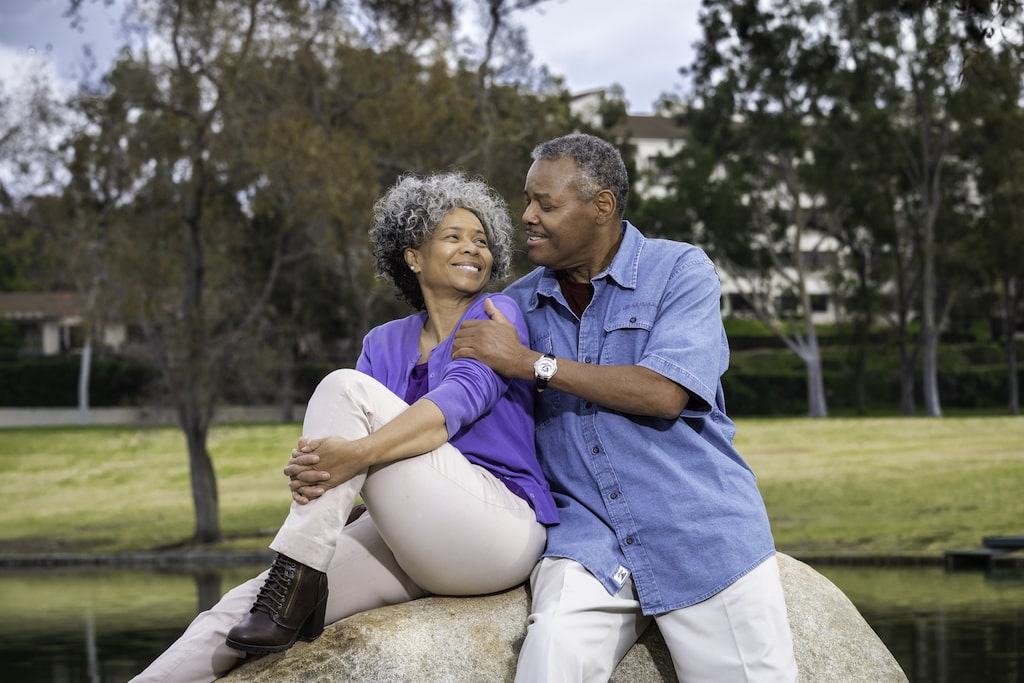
[531,221,643,310]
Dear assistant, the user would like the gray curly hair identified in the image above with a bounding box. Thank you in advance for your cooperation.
[370,171,514,311]
[532,133,629,217]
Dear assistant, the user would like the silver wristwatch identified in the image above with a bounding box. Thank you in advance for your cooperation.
[533,353,557,392]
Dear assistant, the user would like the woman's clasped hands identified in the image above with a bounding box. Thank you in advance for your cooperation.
[284,436,366,504]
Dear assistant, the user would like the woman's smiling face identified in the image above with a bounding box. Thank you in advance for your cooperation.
[406,207,493,299]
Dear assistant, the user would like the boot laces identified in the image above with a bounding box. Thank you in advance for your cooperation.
[252,555,297,616]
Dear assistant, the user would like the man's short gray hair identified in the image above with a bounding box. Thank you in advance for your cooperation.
[532,133,628,216]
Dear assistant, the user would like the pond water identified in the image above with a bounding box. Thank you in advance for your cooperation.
[0,562,1021,682]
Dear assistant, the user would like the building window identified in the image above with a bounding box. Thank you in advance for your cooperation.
[810,295,830,313]
[801,251,837,271]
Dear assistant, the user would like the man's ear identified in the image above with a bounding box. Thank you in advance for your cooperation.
[594,189,616,224]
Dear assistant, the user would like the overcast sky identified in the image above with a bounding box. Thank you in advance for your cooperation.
[515,0,702,112]
[0,0,703,114]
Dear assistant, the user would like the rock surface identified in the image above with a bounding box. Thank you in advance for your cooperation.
[221,553,908,682]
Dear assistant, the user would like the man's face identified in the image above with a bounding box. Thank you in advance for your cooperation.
[522,157,602,275]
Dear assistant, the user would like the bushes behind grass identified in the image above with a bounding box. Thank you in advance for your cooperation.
[0,358,348,409]
[723,318,1022,414]
[723,340,1022,415]
[2,337,1020,415]
[0,356,156,407]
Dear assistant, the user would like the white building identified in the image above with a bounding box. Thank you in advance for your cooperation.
[0,292,126,356]
[570,90,844,325]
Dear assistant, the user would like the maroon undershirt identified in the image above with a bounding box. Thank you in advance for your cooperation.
[557,271,594,318]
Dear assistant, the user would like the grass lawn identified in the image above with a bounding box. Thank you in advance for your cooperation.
[737,415,1024,557]
[0,416,1021,557]
[0,423,297,554]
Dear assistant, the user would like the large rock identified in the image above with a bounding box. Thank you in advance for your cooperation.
[221,553,907,682]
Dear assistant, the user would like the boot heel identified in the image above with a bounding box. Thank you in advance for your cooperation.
[298,595,327,641]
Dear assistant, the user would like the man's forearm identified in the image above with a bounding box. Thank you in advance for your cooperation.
[538,357,688,420]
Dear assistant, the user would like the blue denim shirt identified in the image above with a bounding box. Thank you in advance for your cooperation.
[504,222,776,614]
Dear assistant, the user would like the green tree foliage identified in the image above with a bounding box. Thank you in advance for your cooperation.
[33,0,568,546]
[0,62,69,291]
[644,0,1023,418]
[668,0,847,417]
[955,46,1024,414]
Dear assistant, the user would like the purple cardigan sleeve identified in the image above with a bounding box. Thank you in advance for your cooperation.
[423,295,526,439]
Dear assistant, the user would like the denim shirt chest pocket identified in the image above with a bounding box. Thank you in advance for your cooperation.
[599,304,656,365]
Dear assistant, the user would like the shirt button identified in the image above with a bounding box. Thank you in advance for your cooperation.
[625,537,634,545]
[584,357,592,363]
[592,446,600,454]
[610,492,618,500]
[585,401,593,409]
[629,316,637,323]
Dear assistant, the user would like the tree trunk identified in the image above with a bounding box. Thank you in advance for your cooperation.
[180,394,221,544]
[1007,335,1020,417]
[898,332,916,416]
[920,203,942,417]
[850,340,867,416]
[892,236,917,416]
[848,292,871,416]
[799,295,828,417]
[921,325,942,417]
[280,345,296,423]
[1003,278,1020,416]
[798,327,828,417]
[78,337,92,425]
[195,571,224,613]
[921,286,942,419]
[78,285,98,425]
[804,353,828,417]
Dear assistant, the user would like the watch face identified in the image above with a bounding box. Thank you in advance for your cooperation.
[536,357,556,377]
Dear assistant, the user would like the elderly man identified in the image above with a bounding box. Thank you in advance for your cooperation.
[451,132,797,682]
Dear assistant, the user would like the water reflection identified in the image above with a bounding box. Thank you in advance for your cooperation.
[0,563,1021,682]
[817,564,1024,683]
[0,565,263,683]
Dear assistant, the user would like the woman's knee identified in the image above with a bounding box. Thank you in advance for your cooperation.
[313,368,364,397]
[307,369,382,417]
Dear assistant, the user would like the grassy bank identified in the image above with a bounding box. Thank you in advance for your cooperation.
[0,416,1021,557]
[735,416,1024,557]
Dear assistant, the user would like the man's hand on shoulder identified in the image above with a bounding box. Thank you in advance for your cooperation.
[453,297,530,379]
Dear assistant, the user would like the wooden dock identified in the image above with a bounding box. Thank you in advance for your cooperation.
[944,536,1024,571]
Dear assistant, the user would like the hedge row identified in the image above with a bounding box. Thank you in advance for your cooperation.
[723,365,1022,415]
[0,356,157,407]
[0,357,350,409]
[1,351,1019,415]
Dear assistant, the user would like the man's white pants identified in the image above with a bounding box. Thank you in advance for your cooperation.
[515,555,798,683]
[130,369,545,682]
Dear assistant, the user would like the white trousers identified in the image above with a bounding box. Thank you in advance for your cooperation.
[515,555,798,683]
[131,369,546,683]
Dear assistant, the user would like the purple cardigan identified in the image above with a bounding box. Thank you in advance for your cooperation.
[356,293,558,525]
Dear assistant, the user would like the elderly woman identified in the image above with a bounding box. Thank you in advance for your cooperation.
[131,171,557,683]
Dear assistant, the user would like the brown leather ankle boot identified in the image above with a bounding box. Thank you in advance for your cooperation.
[226,553,329,654]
